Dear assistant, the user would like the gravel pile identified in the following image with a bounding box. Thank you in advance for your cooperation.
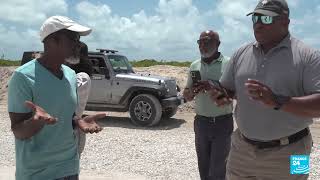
[0,67,14,102]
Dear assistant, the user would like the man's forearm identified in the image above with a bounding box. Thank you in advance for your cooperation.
[281,94,320,118]
[11,117,45,140]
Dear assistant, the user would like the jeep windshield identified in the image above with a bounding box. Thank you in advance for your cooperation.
[108,55,134,73]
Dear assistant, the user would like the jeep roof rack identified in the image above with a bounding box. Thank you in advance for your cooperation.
[96,48,118,54]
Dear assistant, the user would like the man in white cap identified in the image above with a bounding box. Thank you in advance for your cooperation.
[7,16,106,180]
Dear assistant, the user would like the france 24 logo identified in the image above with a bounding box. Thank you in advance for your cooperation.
[290,155,309,174]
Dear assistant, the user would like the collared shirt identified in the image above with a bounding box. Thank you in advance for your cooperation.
[186,54,232,117]
[8,60,79,180]
[220,34,320,140]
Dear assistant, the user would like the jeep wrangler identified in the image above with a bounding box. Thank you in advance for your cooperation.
[21,49,183,126]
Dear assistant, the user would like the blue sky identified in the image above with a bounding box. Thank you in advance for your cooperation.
[0,0,319,61]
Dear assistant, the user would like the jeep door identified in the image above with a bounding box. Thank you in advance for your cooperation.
[107,55,133,104]
[87,56,112,103]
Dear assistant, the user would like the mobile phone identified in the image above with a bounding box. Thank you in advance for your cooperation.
[208,80,228,99]
[190,71,201,84]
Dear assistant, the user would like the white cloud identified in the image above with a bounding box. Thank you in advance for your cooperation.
[290,5,320,47]
[76,0,204,60]
[0,0,319,61]
[211,0,256,53]
[0,0,67,25]
[0,23,42,60]
[289,0,302,8]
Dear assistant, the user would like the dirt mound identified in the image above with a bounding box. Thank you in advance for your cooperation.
[0,67,16,104]
[134,65,195,113]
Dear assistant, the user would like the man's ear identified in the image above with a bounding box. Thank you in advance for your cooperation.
[280,16,290,26]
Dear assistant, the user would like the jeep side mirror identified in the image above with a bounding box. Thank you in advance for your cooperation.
[100,67,110,79]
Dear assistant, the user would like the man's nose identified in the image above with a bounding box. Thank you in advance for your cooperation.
[254,20,266,27]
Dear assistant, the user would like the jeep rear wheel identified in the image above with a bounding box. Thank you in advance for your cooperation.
[129,94,162,126]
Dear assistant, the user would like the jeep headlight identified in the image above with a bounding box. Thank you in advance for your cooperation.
[159,80,169,93]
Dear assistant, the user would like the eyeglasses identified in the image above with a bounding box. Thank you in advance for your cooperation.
[252,15,278,25]
[197,37,217,45]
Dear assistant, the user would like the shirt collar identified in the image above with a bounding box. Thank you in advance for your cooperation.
[201,52,223,65]
[253,33,291,50]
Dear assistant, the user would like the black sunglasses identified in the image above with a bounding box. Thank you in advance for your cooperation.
[197,37,217,45]
[252,15,279,25]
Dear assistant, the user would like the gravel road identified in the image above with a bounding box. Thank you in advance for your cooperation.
[1,103,320,179]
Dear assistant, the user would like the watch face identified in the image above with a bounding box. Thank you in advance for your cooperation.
[274,94,291,110]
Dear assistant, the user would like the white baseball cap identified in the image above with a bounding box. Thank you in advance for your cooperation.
[40,15,92,42]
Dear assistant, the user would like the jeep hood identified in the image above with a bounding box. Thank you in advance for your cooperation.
[115,73,172,83]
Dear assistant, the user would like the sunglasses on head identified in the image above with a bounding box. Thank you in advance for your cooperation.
[252,15,279,25]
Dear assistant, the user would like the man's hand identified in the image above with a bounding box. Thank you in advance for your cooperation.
[77,113,106,134]
[183,88,195,101]
[191,82,207,94]
[25,101,57,124]
[208,88,233,107]
[183,82,206,102]
[245,79,276,107]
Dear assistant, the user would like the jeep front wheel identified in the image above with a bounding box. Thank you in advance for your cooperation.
[129,94,162,126]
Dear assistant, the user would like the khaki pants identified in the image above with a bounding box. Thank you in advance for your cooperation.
[226,129,312,180]
[75,128,86,158]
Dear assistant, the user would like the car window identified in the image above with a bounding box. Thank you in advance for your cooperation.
[108,55,134,73]
[89,57,107,75]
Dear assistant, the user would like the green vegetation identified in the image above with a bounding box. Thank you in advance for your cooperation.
[0,59,192,67]
[130,59,192,67]
[0,59,21,66]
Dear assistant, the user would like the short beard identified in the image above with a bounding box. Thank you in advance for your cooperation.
[65,56,80,65]
[200,48,216,58]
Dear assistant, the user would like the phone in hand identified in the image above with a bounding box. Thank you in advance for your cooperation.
[190,71,201,84]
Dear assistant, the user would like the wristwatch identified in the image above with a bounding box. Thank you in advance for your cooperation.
[208,80,228,99]
[273,94,291,110]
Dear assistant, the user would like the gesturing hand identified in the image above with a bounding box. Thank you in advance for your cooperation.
[77,113,106,134]
[245,79,276,107]
[24,101,58,124]
[208,88,233,107]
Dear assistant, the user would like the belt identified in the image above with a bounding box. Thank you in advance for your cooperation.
[196,113,233,123]
[241,128,309,149]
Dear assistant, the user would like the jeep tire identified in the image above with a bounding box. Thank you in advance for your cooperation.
[162,107,178,119]
[129,94,162,126]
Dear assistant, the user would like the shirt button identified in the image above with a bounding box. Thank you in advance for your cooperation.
[261,65,265,68]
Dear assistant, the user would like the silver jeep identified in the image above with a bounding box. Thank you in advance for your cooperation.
[86,49,183,126]
[21,49,183,126]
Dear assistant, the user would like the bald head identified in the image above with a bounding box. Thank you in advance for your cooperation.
[199,30,220,43]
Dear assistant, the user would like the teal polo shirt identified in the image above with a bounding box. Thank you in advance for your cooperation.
[186,54,232,117]
[8,60,79,180]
